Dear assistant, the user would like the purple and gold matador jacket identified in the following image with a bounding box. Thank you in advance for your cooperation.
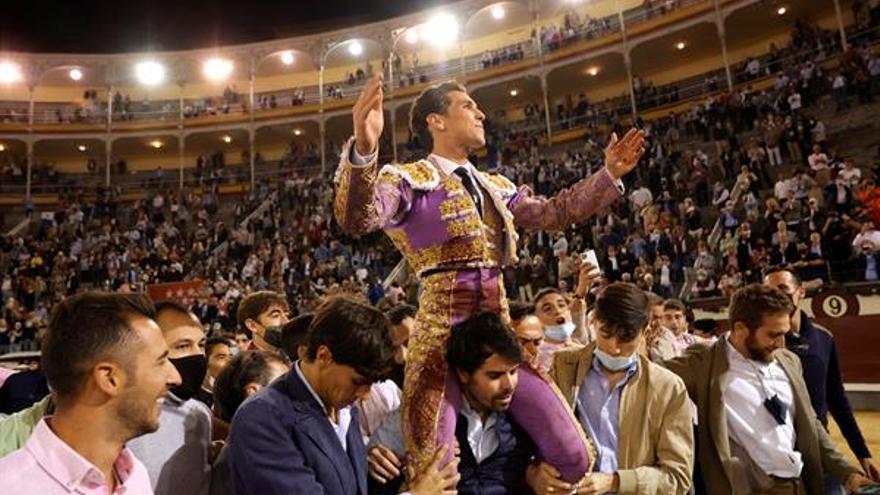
[333,138,623,272]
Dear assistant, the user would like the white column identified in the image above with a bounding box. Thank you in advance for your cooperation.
[541,74,553,143]
[178,133,185,189]
[713,0,734,91]
[319,118,327,173]
[617,2,637,118]
[832,0,849,52]
[249,128,256,189]
[105,139,112,187]
[25,140,33,201]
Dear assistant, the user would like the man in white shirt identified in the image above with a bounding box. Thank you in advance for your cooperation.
[664,284,876,495]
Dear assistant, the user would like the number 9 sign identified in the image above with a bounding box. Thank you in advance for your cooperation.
[811,290,859,319]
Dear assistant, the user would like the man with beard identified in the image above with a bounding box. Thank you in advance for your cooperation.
[764,268,879,488]
[128,300,213,495]
[664,285,876,495]
[0,292,181,494]
[367,311,539,495]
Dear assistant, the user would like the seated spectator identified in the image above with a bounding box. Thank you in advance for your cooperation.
[127,300,213,495]
[549,283,693,494]
[664,284,877,494]
[0,292,180,494]
[226,295,457,495]
[236,290,290,352]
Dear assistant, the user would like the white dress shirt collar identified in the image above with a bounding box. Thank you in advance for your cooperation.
[295,360,353,452]
[428,153,476,177]
[460,393,500,464]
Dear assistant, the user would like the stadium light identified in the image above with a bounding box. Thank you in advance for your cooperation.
[0,61,23,84]
[203,57,234,81]
[0,144,6,151]
[348,41,364,56]
[491,5,505,20]
[777,6,787,15]
[587,66,600,76]
[135,61,165,85]
[77,145,87,152]
[69,68,83,81]
[509,89,518,97]
[293,129,303,136]
[676,41,686,50]
[280,51,295,65]
[424,13,459,47]
[221,135,232,144]
[150,140,163,149]
[405,29,419,44]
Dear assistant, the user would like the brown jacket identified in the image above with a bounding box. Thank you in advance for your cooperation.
[663,339,860,495]
[550,344,693,495]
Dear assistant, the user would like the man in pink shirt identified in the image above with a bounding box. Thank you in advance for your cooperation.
[0,292,181,495]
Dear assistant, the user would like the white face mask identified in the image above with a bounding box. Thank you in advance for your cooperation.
[594,347,638,372]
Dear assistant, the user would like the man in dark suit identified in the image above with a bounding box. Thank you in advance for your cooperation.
[226,295,458,495]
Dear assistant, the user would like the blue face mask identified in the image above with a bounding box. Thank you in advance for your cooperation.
[594,347,638,372]
[544,322,576,341]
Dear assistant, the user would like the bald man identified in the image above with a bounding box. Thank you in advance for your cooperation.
[127,300,213,495]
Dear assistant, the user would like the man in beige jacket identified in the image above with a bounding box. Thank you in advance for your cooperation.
[664,284,876,495]
[545,282,694,495]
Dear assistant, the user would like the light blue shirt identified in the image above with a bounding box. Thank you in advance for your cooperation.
[294,360,353,452]
[577,356,638,474]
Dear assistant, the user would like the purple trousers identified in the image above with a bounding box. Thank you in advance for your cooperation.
[402,268,593,483]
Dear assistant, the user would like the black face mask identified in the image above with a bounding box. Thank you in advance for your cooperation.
[169,354,208,401]
[263,325,284,349]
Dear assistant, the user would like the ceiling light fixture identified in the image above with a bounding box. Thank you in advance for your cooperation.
[135,61,165,86]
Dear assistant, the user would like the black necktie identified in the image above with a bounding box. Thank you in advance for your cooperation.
[453,167,483,217]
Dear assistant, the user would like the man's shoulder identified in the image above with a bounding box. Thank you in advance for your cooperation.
[476,170,518,196]
[641,358,688,395]
[379,160,440,191]
[0,446,41,486]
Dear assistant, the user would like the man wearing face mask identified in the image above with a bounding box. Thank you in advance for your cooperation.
[127,300,213,495]
[236,290,290,353]
[547,283,694,495]
[531,272,593,372]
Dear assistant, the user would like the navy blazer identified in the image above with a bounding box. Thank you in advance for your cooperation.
[227,369,368,495]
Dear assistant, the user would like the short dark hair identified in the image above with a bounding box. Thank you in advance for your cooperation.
[532,287,563,306]
[646,292,664,307]
[237,291,288,328]
[593,283,650,342]
[205,336,232,358]
[281,313,313,359]
[410,80,468,154]
[447,311,523,375]
[663,299,687,313]
[387,304,417,326]
[213,350,290,421]
[729,284,795,332]
[306,296,395,382]
[508,301,535,322]
[155,299,193,318]
[43,292,157,405]
[763,266,802,287]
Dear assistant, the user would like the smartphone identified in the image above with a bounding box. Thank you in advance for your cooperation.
[855,486,880,494]
[580,249,601,277]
